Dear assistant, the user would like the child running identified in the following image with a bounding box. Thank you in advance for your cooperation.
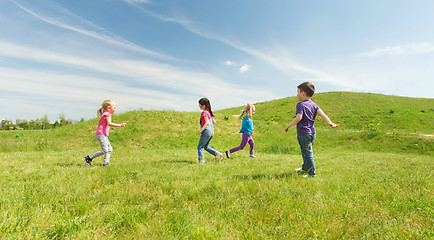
[84,100,126,166]
[284,82,338,177]
[225,103,256,158]
[196,98,223,164]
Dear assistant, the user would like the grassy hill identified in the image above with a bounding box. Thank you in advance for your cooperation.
[2,92,432,154]
[0,92,432,239]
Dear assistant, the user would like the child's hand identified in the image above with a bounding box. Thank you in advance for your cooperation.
[329,123,339,128]
[284,125,290,132]
[121,123,127,127]
[196,131,201,135]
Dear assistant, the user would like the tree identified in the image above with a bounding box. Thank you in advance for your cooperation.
[53,121,60,128]
[58,113,66,126]
[42,114,50,130]
[17,120,29,130]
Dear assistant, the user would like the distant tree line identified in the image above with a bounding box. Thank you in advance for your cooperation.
[1,114,85,131]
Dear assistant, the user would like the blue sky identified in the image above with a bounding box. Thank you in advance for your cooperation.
[1,0,433,122]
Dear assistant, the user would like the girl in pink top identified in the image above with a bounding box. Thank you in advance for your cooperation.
[196,98,223,163]
[84,100,126,166]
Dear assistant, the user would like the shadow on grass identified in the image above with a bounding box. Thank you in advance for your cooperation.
[234,172,296,180]
[55,162,82,168]
[160,159,196,164]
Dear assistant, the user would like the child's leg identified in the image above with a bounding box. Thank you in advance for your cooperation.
[90,135,110,160]
[247,135,255,155]
[198,129,216,161]
[229,133,249,154]
[103,138,113,164]
[203,133,218,156]
[297,134,316,176]
[197,135,207,162]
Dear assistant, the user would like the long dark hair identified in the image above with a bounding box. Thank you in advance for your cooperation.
[198,98,214,117]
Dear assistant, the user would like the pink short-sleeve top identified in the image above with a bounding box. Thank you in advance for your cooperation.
[200,110,213,126]
[95,110,111,136]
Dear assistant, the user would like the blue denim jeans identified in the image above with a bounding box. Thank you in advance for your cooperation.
[297,134,316,176]
[197,127,217,162]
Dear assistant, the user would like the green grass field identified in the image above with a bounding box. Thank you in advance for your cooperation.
[0,92,433,239]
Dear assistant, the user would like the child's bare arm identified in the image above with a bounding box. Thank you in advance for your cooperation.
[317,109,338,128]
[106,116,127,127]
[196,117,210,135]
[284,114,302,132]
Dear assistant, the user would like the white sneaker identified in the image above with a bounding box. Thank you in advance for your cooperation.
[295,168,307,173]
[216,152,223,160]
[250,154,256,158]
[303,174,316,178]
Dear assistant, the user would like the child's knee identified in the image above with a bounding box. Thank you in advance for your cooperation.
[101,146,112,154]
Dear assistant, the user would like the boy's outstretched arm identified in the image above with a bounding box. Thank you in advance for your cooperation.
[317,109,339,128]
[284,114,302,132]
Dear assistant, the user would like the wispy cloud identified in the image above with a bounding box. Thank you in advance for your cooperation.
[10,0,174,60]
[122,0,191,25]
[355,42,434,57]
[0,67,187,121]
[3,1,279,120]
[0,40,277,116]
[0,67,181,106]
[124,3,357,89]
[0,41,270,97]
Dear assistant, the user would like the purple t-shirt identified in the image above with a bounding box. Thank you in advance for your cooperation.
[296,100,320,136]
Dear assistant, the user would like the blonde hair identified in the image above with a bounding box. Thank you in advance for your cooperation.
[235,103,254,119]
[97,100,115,117]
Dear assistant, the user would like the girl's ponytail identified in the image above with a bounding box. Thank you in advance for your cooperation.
[236,103,250,119]
[97,107,103,118]
[97,100,115,118]
[208,104,214,118]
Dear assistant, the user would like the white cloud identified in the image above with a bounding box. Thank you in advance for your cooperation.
[225,60,236,66]
[225,60,251,74]
[239,64,250,73]
[355,42,434,57]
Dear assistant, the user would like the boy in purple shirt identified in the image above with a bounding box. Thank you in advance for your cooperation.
[285,82,338,177]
